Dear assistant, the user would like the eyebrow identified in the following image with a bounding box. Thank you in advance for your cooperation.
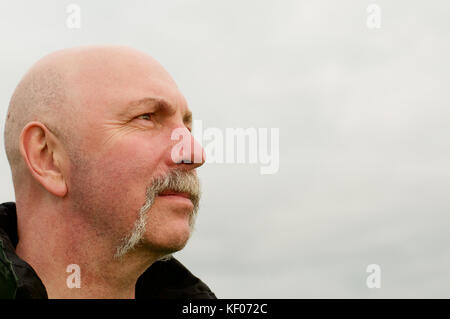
[125,97,192,127]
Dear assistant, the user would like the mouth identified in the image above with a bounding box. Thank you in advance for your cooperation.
[158,189,191,199]
[157,190,194,210]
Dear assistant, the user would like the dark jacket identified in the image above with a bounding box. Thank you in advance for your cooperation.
[0,202,216,299]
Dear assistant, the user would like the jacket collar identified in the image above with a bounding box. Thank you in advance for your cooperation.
[0,202,216,299]
[0,202,47,298]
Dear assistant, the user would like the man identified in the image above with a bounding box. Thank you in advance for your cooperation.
[0,46,216,299]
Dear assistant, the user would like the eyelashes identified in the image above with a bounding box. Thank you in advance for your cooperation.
[134,112,192,132]
[136,113,154,121]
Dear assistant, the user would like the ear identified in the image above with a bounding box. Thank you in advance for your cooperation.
[19,121,68,197]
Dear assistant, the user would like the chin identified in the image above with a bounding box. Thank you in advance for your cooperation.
[142,224,192,255]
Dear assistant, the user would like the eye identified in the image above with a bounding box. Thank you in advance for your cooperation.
[136,113,153,121]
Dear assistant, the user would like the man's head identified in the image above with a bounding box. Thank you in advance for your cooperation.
[4,46,205,260]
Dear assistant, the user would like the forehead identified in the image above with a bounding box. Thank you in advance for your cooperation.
[66,48,194,128]
[74,65,189,114]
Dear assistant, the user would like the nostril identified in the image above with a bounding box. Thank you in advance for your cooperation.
[174,158,193,164]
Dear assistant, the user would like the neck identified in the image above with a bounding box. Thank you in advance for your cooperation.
[15,204,159,299]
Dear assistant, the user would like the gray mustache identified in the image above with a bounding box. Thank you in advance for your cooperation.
[150,170,201,205]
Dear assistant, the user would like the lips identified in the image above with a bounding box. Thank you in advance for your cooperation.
[158,189,191,199]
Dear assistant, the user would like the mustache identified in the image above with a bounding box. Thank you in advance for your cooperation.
[150,169,201,206]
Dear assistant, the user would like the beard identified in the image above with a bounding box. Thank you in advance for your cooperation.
[114,169,201,259]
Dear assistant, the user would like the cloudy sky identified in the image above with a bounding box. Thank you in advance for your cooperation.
[1,0,449,298]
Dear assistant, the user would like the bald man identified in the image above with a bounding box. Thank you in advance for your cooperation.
[0,46,216,299]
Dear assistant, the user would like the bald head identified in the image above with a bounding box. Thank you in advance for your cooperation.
[4,45,178,190]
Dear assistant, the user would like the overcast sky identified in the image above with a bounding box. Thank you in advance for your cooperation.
[1,0,450,298]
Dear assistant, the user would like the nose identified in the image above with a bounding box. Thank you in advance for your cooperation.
[170,126,205,169]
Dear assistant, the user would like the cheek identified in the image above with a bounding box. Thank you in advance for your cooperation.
[96,137,162,186]
[69,139,163,229]
[103,134,167,178]
[89,158,148,214]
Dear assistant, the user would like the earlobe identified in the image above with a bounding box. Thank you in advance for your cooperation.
[19,121,68,197]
